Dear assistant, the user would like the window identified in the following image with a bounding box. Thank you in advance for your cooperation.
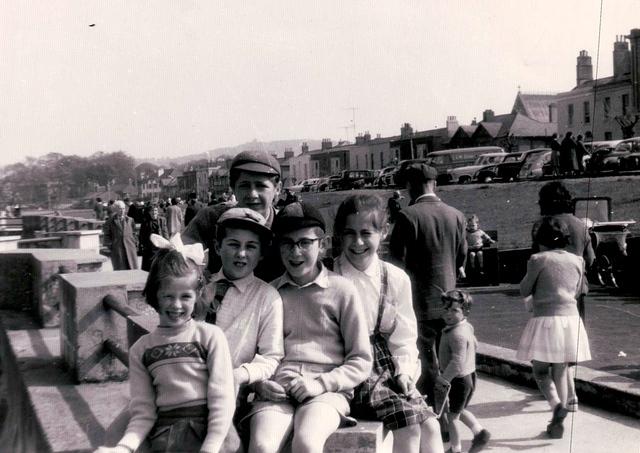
[583,101,590,124]
[604,131,612,140]
[356,155,359,169]
[603,97,611,119]
[568,104,574,126]
[622,94,629,115]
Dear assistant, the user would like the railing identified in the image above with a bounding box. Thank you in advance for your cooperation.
[102,294,149,366]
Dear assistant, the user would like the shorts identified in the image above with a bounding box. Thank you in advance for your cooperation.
[448,373,476,414]
[242,361,353,426]
[148,405,208,452]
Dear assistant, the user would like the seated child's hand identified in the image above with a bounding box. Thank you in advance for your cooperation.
[287,376,325,402]
[457,266,466,279]
[396,374,421,400]
[255,380,288,402]
[435,375,451,390]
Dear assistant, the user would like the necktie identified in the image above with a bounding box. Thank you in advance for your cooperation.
[205,279,232,324]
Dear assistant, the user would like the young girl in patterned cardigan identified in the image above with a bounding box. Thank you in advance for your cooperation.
[95,237,235,453]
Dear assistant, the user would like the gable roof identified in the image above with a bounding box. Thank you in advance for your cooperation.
[512,93,556,122]
[475,122,504,138]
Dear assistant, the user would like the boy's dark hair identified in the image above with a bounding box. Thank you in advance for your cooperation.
[538,181,574,215]
[534,216,570,249]
[333,194,386,236]
[441,289,473,315]
[143,249,207,317]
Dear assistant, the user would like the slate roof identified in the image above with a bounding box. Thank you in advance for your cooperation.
[512,93,556,123]
[474,113,556,139]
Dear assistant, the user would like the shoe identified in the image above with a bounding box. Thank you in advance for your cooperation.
[468,429,491,453]
[567,399,579,412]
[547,404,568,439]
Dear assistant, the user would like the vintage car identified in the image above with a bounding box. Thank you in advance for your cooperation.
[518,149,552,180]
[491,148,549,182]
[373,166,398,187]
[447,153,507,184]
[474,152,524,183]
[334,170,376,191]
[587,139,631,174]
[617,137,640,171]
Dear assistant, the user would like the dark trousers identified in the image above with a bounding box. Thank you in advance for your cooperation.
[416,318,447,406]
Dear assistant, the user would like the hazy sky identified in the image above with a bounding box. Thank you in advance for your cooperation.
[1,1,638,166]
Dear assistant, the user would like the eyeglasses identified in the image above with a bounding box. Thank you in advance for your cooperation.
[279,237,321,251]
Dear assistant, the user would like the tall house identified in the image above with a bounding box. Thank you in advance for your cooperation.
[555,29,640,141]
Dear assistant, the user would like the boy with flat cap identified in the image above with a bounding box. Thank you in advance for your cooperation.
[183,149,284,281]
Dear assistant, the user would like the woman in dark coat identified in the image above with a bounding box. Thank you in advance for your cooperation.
[103,200,139,270]
[560,132,579,175]
[138,204,169,271]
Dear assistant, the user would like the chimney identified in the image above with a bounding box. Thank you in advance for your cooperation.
[628,28,640,112]
[284,149,294,159]
[576,50,593,86]
[355,134,364,145]
[301,142,309,153]
[363,131,371,142]
[321,138,333,150]
[482,109,495,122]
[471,117,477,126]
[400,123,413,138]
[613,35,631,78]
[376,133,381,139]
[446,116,459,136]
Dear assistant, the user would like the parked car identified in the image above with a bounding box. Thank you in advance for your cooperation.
[334,170,376,191]
[301,178,322,192]
[518,149,552,180]
[491,148,549,182]
[373,166,398,187]
[315,177,331,192]
[424,146,505,184]
[474,152,524,183]
[287,180,306,192]
[327,175,342,191]
[617,137,640,171]
[587,139,635,174]
[447,153,507,184]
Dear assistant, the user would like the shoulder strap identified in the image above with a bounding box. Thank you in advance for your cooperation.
[374,260,389,331]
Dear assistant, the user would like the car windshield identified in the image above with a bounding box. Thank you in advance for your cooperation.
[503,154,522,163]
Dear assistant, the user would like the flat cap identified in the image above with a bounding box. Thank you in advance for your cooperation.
[231,150,281,176]
[272,201,325,235]
[399,163,438,185]
[217,207,272,239]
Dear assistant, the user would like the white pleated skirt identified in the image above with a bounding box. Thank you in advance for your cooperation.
[516,315,591,363]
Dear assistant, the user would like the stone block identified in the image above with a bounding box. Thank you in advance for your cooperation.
[30,249,107,327]
[57,229,102,253]
[0,235,20,251]
[59,270,149,382]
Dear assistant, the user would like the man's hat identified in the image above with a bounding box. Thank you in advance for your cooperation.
[231,150,281,176]
[217,207,272,239]
[398,163,438,186]
[272,201,325,236]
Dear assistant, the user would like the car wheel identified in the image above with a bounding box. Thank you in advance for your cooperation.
[481,175,492,183]
[459,176,471,184]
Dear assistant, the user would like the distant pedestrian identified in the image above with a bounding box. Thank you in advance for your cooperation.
[184,192,203,227]
[103,200,139,270]
[138,204,169,271]
[436,290,491,453]
[560,132,578,176]
[94,197,105,220]
[166,197,184,236]
[548,133,561,177]
[517,217,591,439]
[387,190,403,224]
[575,135,588,174]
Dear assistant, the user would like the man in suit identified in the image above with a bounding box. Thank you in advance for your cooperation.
[166,197,184,236]
[103,200,138,270]
[389,163,467,406]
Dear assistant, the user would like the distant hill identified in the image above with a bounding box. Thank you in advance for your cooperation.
[136,139,323,167]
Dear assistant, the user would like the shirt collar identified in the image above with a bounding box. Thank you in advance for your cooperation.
[211,270,254,293]
[443,318,468,332]
[274,263,330,289]
[337,253,379,279]
[414,193,439,203]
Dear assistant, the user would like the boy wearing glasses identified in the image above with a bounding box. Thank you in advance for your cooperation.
[244,202,372,453]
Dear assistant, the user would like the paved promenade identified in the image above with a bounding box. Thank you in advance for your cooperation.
[467,374,640,453]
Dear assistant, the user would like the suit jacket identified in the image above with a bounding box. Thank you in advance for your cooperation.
[103,215,138,270]
[389,195,467,320]
[166,205,184,236]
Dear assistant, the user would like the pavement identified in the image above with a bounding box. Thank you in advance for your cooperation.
[466,374,640,453]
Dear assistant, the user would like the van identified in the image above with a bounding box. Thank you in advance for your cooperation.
[424,146,505,184]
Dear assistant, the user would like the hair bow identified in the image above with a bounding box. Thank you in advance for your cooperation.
[150,233,208,266]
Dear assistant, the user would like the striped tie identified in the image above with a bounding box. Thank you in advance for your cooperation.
[205,279,232,324]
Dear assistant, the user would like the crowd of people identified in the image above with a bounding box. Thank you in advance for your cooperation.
[94,149,591,453]
[548,132,590,177]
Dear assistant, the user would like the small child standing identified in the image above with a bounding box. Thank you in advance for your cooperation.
[246,202,372,453]
[465,214,495,276]
[333,194,443,453]
[516,217,591,439]
[436,290,490,453]
[95,236,235,453]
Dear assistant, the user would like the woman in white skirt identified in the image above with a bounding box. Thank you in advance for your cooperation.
[516,216,591,439]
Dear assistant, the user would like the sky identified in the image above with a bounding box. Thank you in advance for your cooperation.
[1,1,638,166]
